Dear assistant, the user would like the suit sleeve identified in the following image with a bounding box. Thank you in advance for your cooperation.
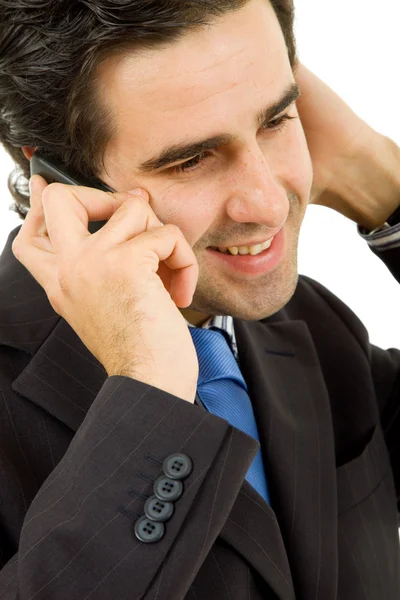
[360,223,400,507]
[369,344,400,509]
[0,376,259,599]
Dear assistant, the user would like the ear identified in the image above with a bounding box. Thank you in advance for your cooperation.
[21,146,37,160]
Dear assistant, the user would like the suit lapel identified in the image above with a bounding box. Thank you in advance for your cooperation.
[219,478,296,599]
[231,318,339,600]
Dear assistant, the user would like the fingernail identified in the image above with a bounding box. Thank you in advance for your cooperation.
[128,188,149,199]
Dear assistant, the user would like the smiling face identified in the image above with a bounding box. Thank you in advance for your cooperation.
[98,0,313,323]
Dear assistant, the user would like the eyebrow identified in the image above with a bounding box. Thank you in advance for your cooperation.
[138,81,301,173]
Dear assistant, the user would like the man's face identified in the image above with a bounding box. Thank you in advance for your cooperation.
[99,0,313,321]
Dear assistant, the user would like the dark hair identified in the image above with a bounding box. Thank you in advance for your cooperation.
[0,0,297,220]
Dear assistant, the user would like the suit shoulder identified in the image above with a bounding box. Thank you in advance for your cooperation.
[283,274,370,351]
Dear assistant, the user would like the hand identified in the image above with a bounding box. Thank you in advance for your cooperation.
[295,63,400,228]
[12,175,200,403]
[295,63,374,208]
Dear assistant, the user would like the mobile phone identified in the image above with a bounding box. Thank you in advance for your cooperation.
[30,150,115,234]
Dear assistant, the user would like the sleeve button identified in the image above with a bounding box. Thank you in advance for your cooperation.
[144,495,174,522]
[163,453,193,480]
[153,475,183,502]
[134,516,165,543]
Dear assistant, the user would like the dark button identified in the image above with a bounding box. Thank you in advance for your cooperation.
[144,495,174,522]
[134,515,165,543]
[163,453,193,480]
[153,475,183,502]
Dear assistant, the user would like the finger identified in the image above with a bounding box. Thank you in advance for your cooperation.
[156,262,172,295]
[41,184,148,253]
[41,183,117,252]
[13,174,54,262]
[12,175,67,292]
[130,225,199,307]
[12,208,57,296]
[169,258,199,308]
[16,174,50,241]
[29,174,48,232]
[95,193,163,248]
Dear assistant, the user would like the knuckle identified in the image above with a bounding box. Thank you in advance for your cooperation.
[113,191,138,204]
[163,223,182,236]
[163,224,188,246]
[110,195,144,219]
[124,195,149,210]
[111,193,144,215]
[42,182,62,203]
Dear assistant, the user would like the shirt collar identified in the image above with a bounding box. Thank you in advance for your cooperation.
[185,314,238,359]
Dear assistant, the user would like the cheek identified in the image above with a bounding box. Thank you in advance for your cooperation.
[286,126,314,195]
[265,125,313,199]
[156,182,219,246]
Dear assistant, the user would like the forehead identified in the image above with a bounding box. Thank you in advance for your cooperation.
[99,0,291,164]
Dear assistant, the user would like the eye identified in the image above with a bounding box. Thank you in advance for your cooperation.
[167,114,297,176]
[169,151,210,174]
[264,113,297,133]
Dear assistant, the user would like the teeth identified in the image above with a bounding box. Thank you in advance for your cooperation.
[249,244,263,256]
[217,238,273,256]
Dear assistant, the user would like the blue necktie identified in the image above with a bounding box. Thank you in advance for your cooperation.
[189,326,271,505]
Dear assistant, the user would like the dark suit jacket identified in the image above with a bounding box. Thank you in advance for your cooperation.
[0,224,399,600]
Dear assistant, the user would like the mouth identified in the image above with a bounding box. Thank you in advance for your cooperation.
[207,222,285,256]
[209,237,274,256]
[206,227,286,277]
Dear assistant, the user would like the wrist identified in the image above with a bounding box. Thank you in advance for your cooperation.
[323,132,400,230]
[108,367,197,403]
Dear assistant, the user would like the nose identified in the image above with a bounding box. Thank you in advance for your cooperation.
[225,146,289,231]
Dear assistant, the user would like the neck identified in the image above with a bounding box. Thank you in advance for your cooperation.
[180,308,211,327]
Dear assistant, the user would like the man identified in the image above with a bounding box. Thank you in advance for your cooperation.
[0,0,399,598]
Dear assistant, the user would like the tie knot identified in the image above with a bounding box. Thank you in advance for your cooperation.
[189,327,247,389]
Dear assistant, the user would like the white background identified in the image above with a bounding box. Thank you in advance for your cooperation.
[0,0,399,349]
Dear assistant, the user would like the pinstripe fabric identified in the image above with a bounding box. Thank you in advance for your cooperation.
[0,224,399,599]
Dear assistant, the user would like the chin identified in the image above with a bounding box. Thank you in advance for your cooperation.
[231,273,299,321]
[191,265,299,322]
